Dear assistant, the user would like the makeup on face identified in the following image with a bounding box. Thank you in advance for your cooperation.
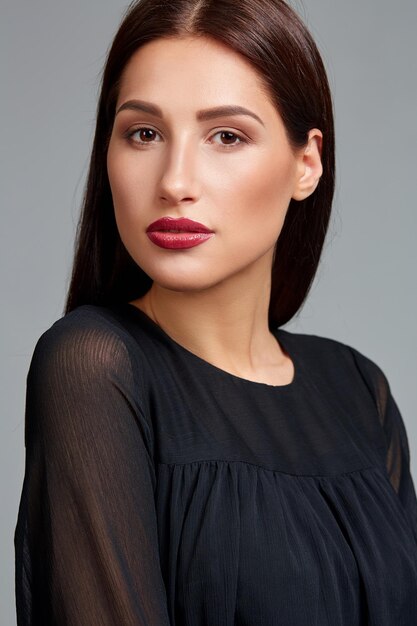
[146,216,215,249]
[107,35,304,293]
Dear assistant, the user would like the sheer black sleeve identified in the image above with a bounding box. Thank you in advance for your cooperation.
[14,311,171,625]
[350,346,417,541]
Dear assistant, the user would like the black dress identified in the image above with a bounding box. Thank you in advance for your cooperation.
[14,302,417,625]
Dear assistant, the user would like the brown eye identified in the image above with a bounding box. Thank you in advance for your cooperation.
[221,131,239,144]
[127,127,161,144]
[138,129,156,142]
[211,130,247,149]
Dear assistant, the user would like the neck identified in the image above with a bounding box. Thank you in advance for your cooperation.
[130,261,288,380]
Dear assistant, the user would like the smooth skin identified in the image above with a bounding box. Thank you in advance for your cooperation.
[107,35,323,386]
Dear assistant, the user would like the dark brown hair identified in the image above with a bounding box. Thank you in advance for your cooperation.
[64,0,335,329]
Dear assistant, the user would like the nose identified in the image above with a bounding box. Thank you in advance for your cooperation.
[158,136,201,205]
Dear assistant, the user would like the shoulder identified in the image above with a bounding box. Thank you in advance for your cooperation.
[25,305,155,452]
[279,327,385,372]
[28,304,145,384]
[279,327,390,410]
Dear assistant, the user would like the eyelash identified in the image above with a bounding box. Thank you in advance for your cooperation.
[124,126,248,150]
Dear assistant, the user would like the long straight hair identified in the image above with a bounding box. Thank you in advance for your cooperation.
[64,0,335,329]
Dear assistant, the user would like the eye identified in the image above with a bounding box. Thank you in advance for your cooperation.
[210,130,247,149]
[126,127,162,145]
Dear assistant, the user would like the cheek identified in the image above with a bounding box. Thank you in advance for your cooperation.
[107,146,126,208]
[107,155,144,263]
[223,155,296,242]
[107,147,148,229]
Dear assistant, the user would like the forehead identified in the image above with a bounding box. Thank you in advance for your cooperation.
[116,35,274,114]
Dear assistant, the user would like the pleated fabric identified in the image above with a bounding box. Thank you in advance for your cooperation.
[15,302,417,625]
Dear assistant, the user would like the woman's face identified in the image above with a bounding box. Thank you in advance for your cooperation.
[107,35,320,292]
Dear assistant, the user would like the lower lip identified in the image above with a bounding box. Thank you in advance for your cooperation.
[146,231,214,249]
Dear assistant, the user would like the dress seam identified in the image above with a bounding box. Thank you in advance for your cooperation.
[156,458,380,478]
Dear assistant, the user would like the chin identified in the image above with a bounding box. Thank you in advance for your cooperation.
[154,276,222,293]
[136,264,221,293]
[132,249,212,285]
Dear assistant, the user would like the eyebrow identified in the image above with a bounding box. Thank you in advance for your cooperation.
[115,99,265,127]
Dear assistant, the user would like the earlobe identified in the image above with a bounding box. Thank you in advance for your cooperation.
[292,129,323,201]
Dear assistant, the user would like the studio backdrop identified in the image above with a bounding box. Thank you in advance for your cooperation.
[2,2,416,624]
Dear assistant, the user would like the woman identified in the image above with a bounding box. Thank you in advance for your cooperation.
[14,0,417,624]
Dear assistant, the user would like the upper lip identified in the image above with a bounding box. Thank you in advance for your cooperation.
[146,217,214,233]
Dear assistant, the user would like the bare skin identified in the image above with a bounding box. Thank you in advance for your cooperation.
[107,35,323,386]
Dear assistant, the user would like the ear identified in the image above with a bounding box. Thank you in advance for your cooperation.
[292,129,323,201]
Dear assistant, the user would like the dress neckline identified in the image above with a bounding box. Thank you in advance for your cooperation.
[119,302,299,390]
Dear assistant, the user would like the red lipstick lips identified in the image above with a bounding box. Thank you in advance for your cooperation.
[146,217,215,250]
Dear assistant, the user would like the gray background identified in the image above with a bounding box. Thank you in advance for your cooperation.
[2,1,416,622]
